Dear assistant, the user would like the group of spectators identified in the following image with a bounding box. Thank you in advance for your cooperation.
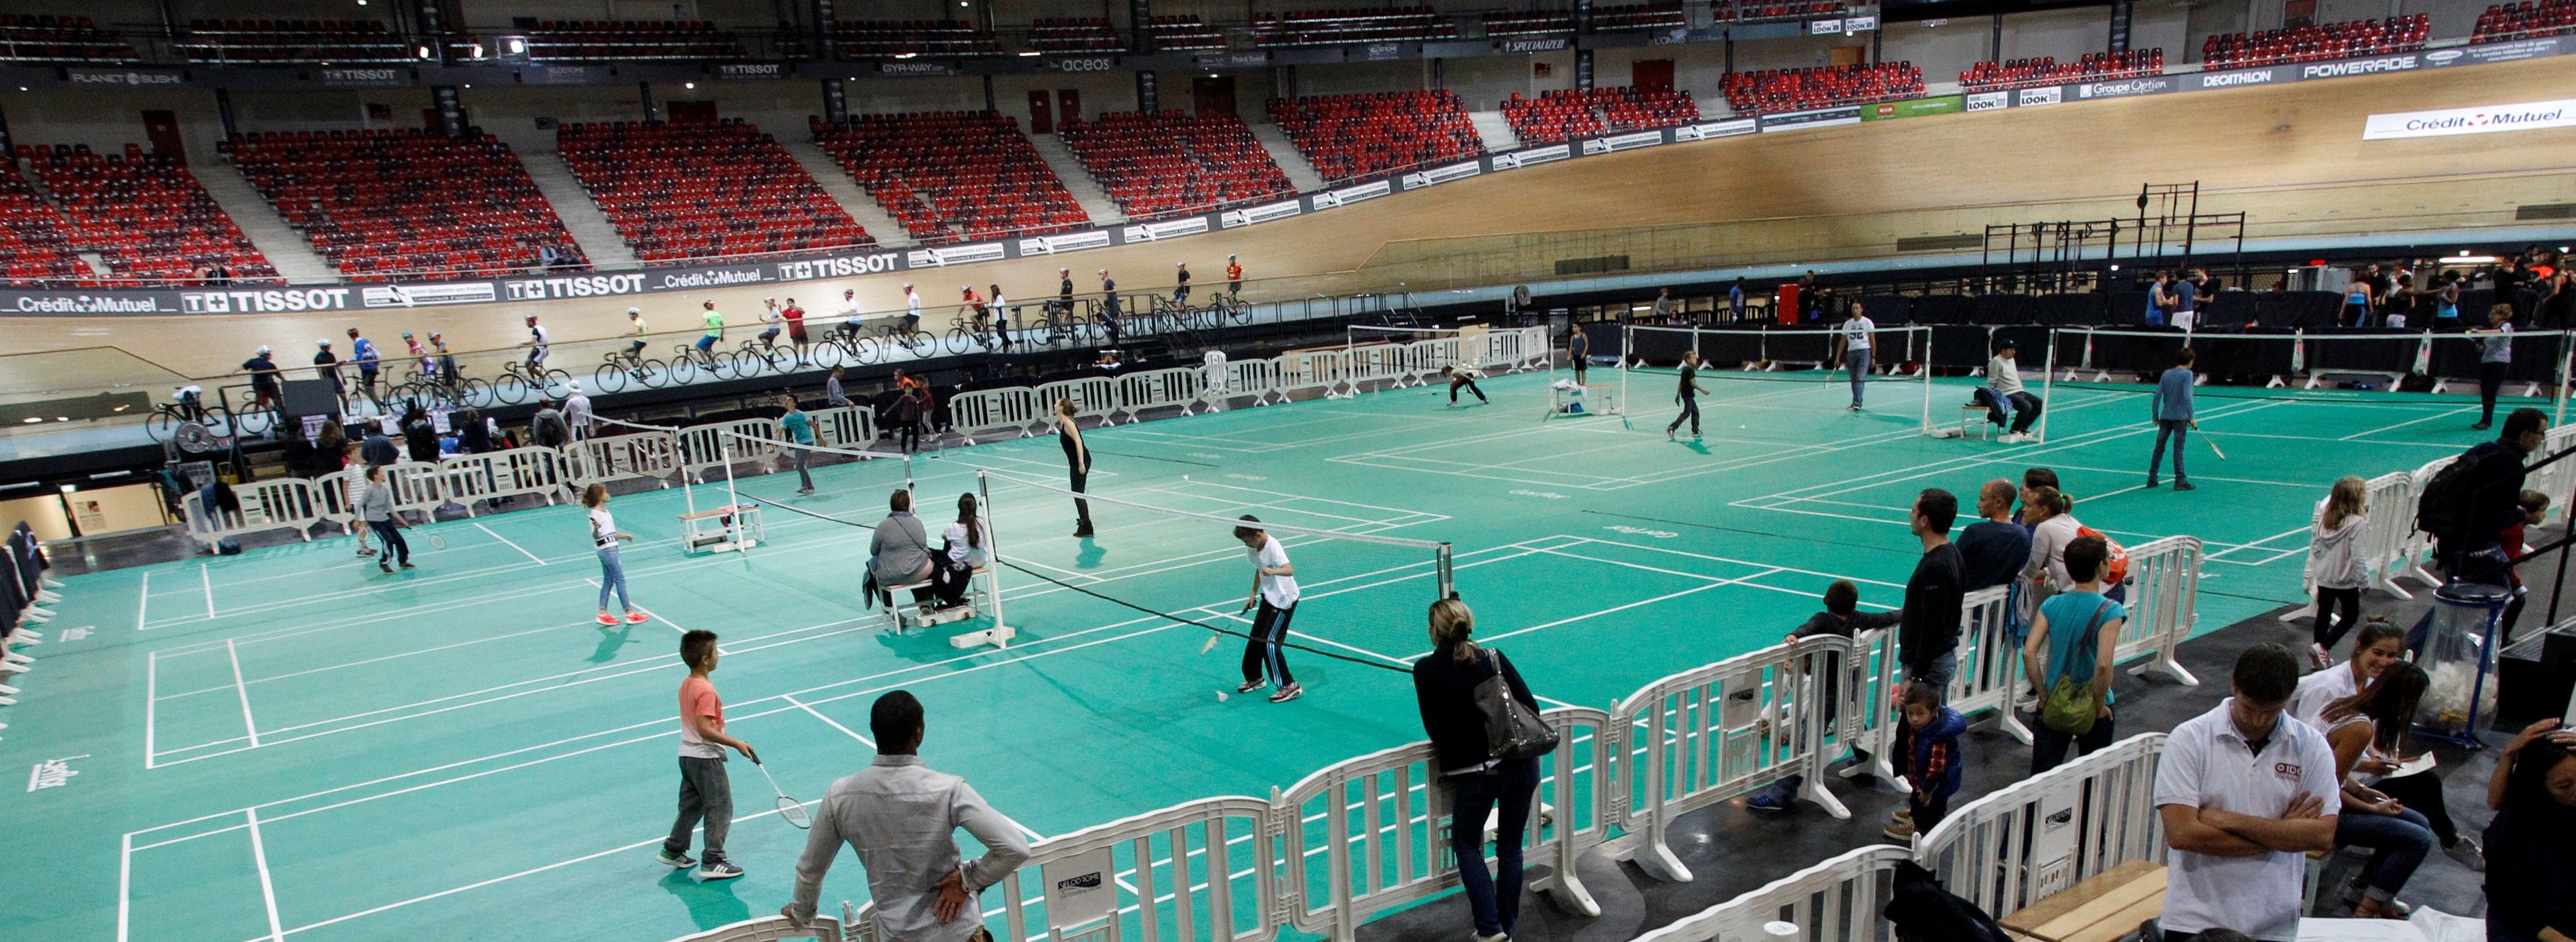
[2328,249,2575,330]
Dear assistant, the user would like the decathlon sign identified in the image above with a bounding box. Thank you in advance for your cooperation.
[2363,97,2576,139]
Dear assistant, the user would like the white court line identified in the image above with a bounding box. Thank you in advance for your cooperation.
[784,693,873,746]
[1477,566,1784,644]
[201,564,215,619]
[135,570,149,632]
[227,638,260,748]
[144,650,158,770]
[2337,405,2474,440]
[247,809,284,942]
[473,522,546,565]
[117,833,133,942]
[1744,397,2292,508]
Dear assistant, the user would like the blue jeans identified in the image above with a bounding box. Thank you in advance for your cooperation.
[1844,348,1872,405]
[2149,420,2189,484]
[1446,759,1541,937]
[2337,805,2433,905]
[598,544,631,611]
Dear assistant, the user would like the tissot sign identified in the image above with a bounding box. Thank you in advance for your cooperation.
[2363,97,2576,139]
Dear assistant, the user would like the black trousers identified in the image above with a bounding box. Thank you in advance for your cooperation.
[2479,360,2509,423]
[1450,376,1486,403]
[368,519,409,564]
[2374,768,2460,848]
[2031,709,2115,776]
[931,555,974,607]
[1242,599,1297,686]
[1068,466,1094,532]
[2314,587,2363,650]
[1668,396,1701,435]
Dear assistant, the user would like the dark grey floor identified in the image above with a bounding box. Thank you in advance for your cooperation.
[1362,540,2573,942]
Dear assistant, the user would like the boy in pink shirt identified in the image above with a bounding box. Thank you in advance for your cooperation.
[661,630,756,880]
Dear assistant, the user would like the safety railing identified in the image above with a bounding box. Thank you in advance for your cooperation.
[2402,454,2457,588]
[677,419,784,482]
[1837,625,1904,784]
[951,387,1050,437]
[1628,845,1911,942]
[181,478,323,551]
[565,430,681,491]
[2117,536,2201,687]
[1037,376,1121,425]
[809,405,876,451]
[314,460,443,525]
[1948,584,2033,744]
[1912,733,2167,918]
[1609,635,1849,883]
[439,446,573,513]
[921,796,1284,942]
[1113,367,1209,421]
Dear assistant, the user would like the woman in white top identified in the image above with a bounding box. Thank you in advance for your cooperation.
[584,483,645,625]
[2319,662,2435,919]
[2021,485,2085,591]
[930,492,992,609]
[2305,476,2371,667]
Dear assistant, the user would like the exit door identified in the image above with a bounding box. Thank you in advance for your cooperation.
[1828,47,1865,67]
[1057,89,1081,124]
[1192,75,1237,116]
[668,101,718,125]
[1632,60,1674,93]
[1028,90,1054,134]
[142,110,186,159]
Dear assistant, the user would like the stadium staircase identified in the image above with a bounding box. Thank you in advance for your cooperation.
[1246,123,1328,191]
[1467,110,1522,152]
[519,151,640,269]
[185,153,336,283]
[1028,134,1124,226]
[781,140,915,249]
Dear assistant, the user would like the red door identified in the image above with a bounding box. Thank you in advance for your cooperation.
[668,101,718,125]
[142,110,186,159]
[1632,60,1675,93]
[1057,89,1081,124]
[1028,90,1054,134]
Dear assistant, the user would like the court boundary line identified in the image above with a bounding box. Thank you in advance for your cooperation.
[473,521,546,565]
[226,639,260,748]
[247,808,283,942]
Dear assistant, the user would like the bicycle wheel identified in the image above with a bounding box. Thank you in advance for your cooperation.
[668,354,697,385]
[455,376,490,407]
[493,372,529,405]
[146,410,176,441]
[1226,300,1251,326]
[234,407,273,437]
[757,347,792,376]
[594,362,629,394]
[808,340,845,370]
[942,326,973,355]
[850,336,882,366]
[636,359,666,389]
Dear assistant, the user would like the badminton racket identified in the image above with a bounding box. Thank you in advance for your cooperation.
[2191,421,2228,460]
[427,532,448,550]
[751,753,812,830]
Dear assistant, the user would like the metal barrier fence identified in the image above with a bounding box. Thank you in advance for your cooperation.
[1609,635,1849,882]
[677,419,784,482]
[566,430,681,491]
[2119,537,2202,687]
[810,405,876,451]
[1949,585,2033,744]
[1628,846,1913,942]
[181,478,323,551]
[438,446,573,513]
[1912,732,2169,919]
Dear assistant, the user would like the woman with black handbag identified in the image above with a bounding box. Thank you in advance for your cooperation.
[1412,598,1552,942]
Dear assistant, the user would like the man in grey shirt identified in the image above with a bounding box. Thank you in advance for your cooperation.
[870,489,935,609]
[784,691,1031,938]
[825,366,851,408]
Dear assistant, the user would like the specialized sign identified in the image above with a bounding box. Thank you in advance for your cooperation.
[1500,37,1570,53]
[1759,106,1861,131]
[2363,96,2576,139]
[1581,130,1666,153]
[1221,199,1303,227]
[1310,180,1391,209]
[1042,846,1118,930]
[1400,161,1482,190]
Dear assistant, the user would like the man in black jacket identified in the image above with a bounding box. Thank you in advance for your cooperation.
[2434,407,2548,586]
[1901,489,1966,695]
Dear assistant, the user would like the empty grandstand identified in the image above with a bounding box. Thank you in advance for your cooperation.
[1720,62,1924,114]
[514,21,747,61]
[1505,87,1704,142]
[812,112,1088,243]
[556,119,872,264]
[1250,6,1461,47]
[831,19,1004,56]
[219,129,583,279]
[26,144,278,286]
[0,14,137,64]
[2474,1,2576,42]
[1059,111,1296,220]
[1146,15,1226,49]
[2201,14,2429,66]
[1028,17,1125,52]
[178,19,410,63]
[1267,90,1486,182]
[0,171,87,285]
[1960,49,2164,92]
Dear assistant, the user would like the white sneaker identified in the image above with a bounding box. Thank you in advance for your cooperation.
[2308,643,2332,669]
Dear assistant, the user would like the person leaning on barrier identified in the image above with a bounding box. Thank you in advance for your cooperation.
[1412,598,1543,942]
[784,690,1031,939]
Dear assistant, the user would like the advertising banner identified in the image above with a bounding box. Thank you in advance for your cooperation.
[1221,199,1303,227]
[1759,106,1862,131]
[1964,90,2009,111]
[2363,96,2576,139]
[1580,130,1667,153]
[1121,217,1211,242]
[1490,143,1572,169]
[1672,118,1758,140]
[1400,162,1482,190]
[1016,230,1114,255]
[1310,179,1392,209]
[1861,96,1963,120]
[2016,86,2063,106]
[2192,67,2279,89]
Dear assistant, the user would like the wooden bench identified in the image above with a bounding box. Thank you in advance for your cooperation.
[1998,859,2166,942]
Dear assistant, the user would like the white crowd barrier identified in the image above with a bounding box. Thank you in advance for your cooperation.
[1838,625,1905,784]
[1913,732,2168,918]
[566,430,680,491]
[1947,584,2033,745]
[951,387,1051,437]
[313,460,441,526]
[1113,367,1209,421]
[1629,845,1912,942]
[2118,536,2202,687]
[439,446,572,512]
[1609,635,1851,883]
[1039,376,1121,425]
[2402,454,2457,588]
[676,419,784,482]
[182,478,323,550]
[809,405,876,451]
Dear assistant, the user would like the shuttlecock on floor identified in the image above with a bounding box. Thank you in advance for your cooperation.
[1215,690,1230,702]
[1201,635,1221,655]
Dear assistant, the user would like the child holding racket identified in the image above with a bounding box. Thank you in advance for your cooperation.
[585,484,646,625]
[1235,516,1303,703]
[663,630,754,880]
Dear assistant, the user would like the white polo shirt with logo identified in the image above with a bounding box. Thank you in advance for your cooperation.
[2153,699,2340,941]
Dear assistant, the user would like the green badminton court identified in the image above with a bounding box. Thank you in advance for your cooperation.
[0,366,2518,942]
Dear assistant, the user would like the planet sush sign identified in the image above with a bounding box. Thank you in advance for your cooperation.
[2363,98,2576,139]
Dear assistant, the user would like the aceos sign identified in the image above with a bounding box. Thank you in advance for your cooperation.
[2363,97,2576,139]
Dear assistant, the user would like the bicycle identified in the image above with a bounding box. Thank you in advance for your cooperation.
[1208,294,1252,328]
[491,357,572,404]
[667,342,720,385]
[720,335,794,379]
[145,389,234,443]
[594,345,662,394]
[942,306,1003,355]
[814,324,880,367]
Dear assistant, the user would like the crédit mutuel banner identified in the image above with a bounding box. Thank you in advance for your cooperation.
[2363,97,2576,139]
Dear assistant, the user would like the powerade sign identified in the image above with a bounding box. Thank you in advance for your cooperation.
[2301,54,2418,78]
[2363,97,2576,139]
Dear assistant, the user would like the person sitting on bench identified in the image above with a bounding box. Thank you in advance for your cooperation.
[931,492,992,611]
[867,489,936,611]
[1975,339,2044,443]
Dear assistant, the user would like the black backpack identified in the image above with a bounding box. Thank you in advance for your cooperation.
[1884,860,2010,942]
[2413,446,2489,539]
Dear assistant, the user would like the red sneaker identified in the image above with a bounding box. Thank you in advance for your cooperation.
[625,611,650,624]
[596,613,620,626]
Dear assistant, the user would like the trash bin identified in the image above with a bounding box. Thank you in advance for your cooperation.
[2416,580,2509,746]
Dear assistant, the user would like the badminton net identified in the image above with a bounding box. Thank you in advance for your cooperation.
[594,414,916,539]
[976,469,1456,674]
[1621,323,1938,435]
[2035,327,2573,431]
